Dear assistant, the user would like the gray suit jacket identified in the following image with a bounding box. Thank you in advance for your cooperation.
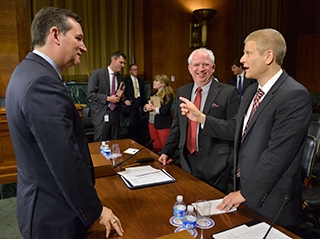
[162,79,240,191]
[5,52,102,238]
[87,68,124,126]
[204,71,312,227]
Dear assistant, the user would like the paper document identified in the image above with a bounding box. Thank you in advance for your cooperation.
[192,198,237,216]
[123,148,139,155]
[212,221,292,239]
[117,165,175,189]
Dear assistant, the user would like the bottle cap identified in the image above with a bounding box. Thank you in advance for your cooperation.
[177,195,183,201]
[187,205,194,212]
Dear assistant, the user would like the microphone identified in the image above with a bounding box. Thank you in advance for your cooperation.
[113,139,155,168]
[262,195,291,239]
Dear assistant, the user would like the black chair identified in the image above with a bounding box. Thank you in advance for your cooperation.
[81,107,95,142]
[312,113,320,123]
[301,134,320,228]
[307,121,320,186]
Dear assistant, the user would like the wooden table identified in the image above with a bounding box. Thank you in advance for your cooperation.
[87,139,301,239]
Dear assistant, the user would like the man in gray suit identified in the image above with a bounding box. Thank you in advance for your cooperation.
[180,29,312,229]
[5,7,124,239]
[159,48,240,193]
[87,51,126,141]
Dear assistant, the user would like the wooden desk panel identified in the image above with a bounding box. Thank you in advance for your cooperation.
[87,139,301,239]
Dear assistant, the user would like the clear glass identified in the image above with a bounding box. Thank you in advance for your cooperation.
[195,200,214,239]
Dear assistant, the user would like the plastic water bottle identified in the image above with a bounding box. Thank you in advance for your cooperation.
[173,195,186,219]
[100,141,111,160]
[182,205,197,230]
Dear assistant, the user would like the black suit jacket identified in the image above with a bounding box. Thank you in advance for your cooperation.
[204,71,312,227]
[162,80,240,189]
[228,75,256,96]
[5,52,101,238]
[123,76,147,116]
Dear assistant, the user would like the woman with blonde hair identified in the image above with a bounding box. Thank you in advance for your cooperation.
[144,74,174,153]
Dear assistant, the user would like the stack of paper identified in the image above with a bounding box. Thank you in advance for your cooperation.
[117,165,175,189]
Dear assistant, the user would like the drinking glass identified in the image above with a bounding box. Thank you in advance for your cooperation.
[195,200,214,239]
[111,143,121,161]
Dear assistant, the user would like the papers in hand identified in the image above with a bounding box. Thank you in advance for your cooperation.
[117,165,175,189]
[192,199,237,216]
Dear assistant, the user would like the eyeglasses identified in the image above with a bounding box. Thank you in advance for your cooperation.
[131,68,138,71]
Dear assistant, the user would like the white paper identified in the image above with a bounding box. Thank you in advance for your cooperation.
[123,147,139,155]
[212,222,292,239]
[117,165,174,187]
[192,199,237,216]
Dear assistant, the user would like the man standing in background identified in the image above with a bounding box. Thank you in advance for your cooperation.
[87,51,126,141]
[228,58,255,99]
[123,64,147,145]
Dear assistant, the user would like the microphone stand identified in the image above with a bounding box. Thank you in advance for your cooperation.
[262,195,290,239]
[113,139,154,168]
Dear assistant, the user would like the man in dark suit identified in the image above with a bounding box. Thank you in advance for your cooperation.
[123,64,147,145]
[87,51,126,141]
[228,58,256,99]
[5,7,124,239]
[179,29,312,229]
[159,48,240,193]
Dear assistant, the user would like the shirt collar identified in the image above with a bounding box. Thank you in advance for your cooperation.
[33,50,62,80]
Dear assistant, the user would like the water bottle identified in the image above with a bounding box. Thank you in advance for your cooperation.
[182,205,197,230]
[100,141,111,160]
[173,195,186,219]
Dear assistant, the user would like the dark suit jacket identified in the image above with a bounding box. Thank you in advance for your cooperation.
[123,76,147,116]
[162,79,240,190]
[152,92,174,129]
[228,75,256,96]
[87,68,124,126]
[5,52,101,238]
[204,71,312,227]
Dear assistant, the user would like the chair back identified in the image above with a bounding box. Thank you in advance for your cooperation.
[301,134,318,188]
[312,113,320,123]
[308,121,320,156]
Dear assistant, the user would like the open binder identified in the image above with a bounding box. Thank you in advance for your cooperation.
[117,165,175,189]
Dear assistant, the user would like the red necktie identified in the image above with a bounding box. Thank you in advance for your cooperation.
[109,73,116,111]
[187,87,202,154]
[237,88,264,177]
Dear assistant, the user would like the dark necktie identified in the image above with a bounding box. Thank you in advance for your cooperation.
[237,88,264,177]
[186,87,202,154]
[238,75,242,97]
[109,73,116,111]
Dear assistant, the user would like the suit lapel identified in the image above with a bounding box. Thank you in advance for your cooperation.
[240,72,288,142]
[203,80,220,114]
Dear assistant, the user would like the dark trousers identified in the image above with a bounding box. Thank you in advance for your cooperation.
[94,108,120,141]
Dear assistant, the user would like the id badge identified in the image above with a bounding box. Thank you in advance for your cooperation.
[104,114,109,122]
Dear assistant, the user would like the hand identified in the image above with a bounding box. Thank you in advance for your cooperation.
[216,191,246,212]
[158,154,173,165]
[108,95,120,103]
[124,100,132,106]
[99,206,124,238]
[144,103,155,112]
[179,96,206,124]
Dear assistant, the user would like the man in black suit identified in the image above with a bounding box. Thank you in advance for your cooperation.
[87,51,126,141]
[123,64,147,145]
[5,7,124,238]
[158,48,240,193]
[228,58,255,99]
[180,29,312,229]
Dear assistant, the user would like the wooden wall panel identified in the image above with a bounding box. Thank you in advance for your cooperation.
[296,34,320,93]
